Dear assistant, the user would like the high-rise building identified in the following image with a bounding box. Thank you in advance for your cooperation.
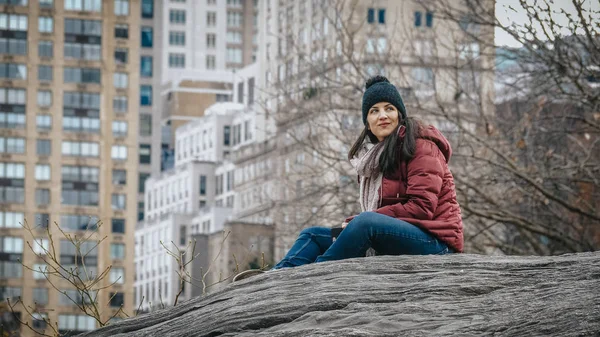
[0,0,140,335]
[136,0,258,176]
[136,0,259,224]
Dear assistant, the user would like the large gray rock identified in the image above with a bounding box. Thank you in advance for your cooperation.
[83,253,600,336]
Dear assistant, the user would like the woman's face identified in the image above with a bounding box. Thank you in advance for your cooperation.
[366,102,400,142]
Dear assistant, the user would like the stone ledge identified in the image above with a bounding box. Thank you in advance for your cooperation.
[82,252,600,336]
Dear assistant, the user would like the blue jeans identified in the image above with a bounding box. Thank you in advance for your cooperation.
[273,212,451,269]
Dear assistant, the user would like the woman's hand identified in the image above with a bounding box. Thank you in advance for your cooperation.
[342,221,349,229]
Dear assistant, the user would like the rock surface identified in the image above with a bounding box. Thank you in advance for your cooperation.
[83,252,600,336]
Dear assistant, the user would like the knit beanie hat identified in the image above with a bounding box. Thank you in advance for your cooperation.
[361,75,407,125]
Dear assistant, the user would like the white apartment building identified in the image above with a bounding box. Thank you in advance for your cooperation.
[135,102,255,309]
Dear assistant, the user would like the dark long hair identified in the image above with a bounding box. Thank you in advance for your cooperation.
[348,117,421,176]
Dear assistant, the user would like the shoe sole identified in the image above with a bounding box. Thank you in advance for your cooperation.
[233,269,265,282]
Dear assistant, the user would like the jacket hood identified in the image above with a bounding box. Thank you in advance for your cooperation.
[418,125,453,163]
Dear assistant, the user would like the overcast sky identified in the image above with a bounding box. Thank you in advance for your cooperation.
[495,0,599,47]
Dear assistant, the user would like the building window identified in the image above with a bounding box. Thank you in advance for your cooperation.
[0,239,23,278]
[215,174,223,195]
[425,11,433,27]
[227,12,242,27]
[38,65,52,81]
[169,31,185,46]
[0,137,25,154]
[0,88,26,129]
[32,263,48,280]
[35,164,51,181]
[35,188,50,205]
[138,173,149,193]
[39,0,53,8]
[1,236,23,253]
[223,125,230,145]
[141,0,153,18]
[112,169,126,185]
[111,194,126,210]
[112,120,127,137]
[33,313,48,330]
[137,201,144,221]
[168,53,185,68]
[415,11,422,27]
[140,56,152,77]
[33,288,48,305]
[140,85,152,105]
[110,243,125,259]
[64,0,101,11]
[248,77,255,105]
[112,218,125,233]
[237,82,244,103]
[113,72,128,89]
[110,268,124,284]
[109,292,124,307]
[115,24,128,39]
[206,55,216,69]
[0,212,24,228]
[226,31,242,44]
[64,19,102,61]
[141,26,153,47]
[139,114,152,136]
[114,96,128,113]
[36,139,51,156]
[170,9,186,24]
[64,67,101,84]
[114,0,129,16]
[226,48,242,63]
[63,92,101,133]
[37,115,52,131]
[32,238,49,256]
[378,9,386,24]
[367,8,375,23]
[0,63,26,80]
[62,141,99,157]
[60,214,99,231]
[199,175,206,195]
[226,171,233,191]
[32,237,48,255]
[61,166,99,206]
[412,67,434,90]
[216,94,230,102]
[0,14,27,55]
[111,145,127,160]
[206,33,216,49]
[244,120,251,141]
[39,16,53,33]
[139,144,151,164]
[58,315,95,333]
[60,240,97,280]
[37,90,52,107]
[114,48,128,64]
[227,0,242,7]
[38,40,53,57]
[206,12,216,27]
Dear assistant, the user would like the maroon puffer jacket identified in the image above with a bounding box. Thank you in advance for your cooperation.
[346,125,464,252]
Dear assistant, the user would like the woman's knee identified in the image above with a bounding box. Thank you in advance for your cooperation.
[348,212,380,229]
[299,226,330,236]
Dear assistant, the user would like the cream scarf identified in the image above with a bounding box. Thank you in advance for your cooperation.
[350,141,385,212]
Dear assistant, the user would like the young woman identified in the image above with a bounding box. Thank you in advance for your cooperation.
[233,75,463,282]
